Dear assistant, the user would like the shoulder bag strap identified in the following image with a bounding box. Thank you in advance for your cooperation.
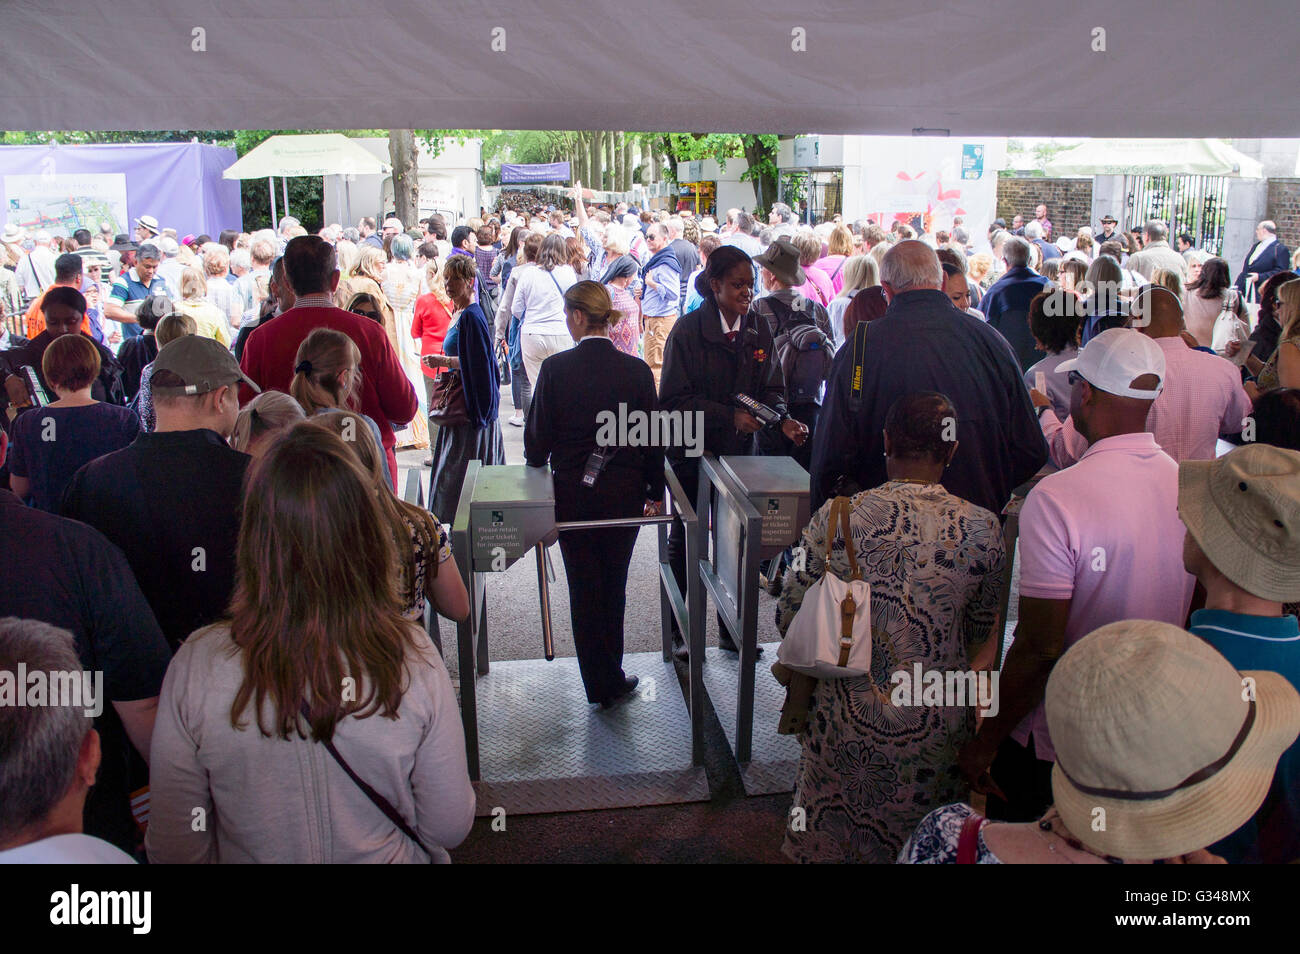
[300,701,432,858]
[849,316,869,411]
[956,811,985,864]
[831,496,863,669]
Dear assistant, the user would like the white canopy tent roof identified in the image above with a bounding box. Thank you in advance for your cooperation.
[5,1,1299,137]
[221,134,391,180]
[223,133,392,230]
[1043,139,1264,178]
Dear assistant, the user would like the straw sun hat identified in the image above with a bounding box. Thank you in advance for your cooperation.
[1047,619,1300,860]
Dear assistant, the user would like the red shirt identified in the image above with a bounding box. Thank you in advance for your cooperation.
[411,293,453,380]
[239,304,417,486]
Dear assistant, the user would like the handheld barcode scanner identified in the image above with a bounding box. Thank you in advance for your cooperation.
[734,393,781,426]
[21,366,50,407]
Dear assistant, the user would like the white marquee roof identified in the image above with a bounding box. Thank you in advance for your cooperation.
[8,1,1298,137]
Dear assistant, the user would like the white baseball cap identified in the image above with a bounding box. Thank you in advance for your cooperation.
[1056,327,1165,399]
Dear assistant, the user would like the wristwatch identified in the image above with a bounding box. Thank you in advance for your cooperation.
[1035,404,1050,418]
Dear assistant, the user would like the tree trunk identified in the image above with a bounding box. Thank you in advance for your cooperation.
[741,136,778,215]
[620,136,633,192]
[605,132,616,190]
[589,130,604,197]
[388,129,419,228]
[640,139,654,184]
[614,133,626,195]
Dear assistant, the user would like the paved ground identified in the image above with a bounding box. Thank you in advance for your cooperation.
[393,385,1020,863]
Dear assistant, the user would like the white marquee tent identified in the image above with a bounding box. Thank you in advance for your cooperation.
[6,1,1298,136]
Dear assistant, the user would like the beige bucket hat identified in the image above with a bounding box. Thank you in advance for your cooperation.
[1178,444,1300,603]
[1047,619,1300,860]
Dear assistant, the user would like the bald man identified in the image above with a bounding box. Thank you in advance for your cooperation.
[1032,286,1251,464]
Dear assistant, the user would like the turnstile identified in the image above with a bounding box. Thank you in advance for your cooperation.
[450,461,705,801]
[696,454,810,765]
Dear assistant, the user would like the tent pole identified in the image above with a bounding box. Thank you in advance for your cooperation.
[345,178,353,225]
[282,177,290,219]
[269,176,278,231]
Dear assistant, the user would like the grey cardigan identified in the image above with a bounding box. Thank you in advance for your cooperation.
[146,624,475,863]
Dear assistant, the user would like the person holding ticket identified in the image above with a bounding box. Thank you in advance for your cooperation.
[524,280,665,709]
[659,245,807,659]
[105,242,169,343]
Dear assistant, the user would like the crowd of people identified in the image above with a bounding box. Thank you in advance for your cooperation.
[2,185,1300,866]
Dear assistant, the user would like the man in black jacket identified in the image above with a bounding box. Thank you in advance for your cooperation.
[659,246,806,657]
[1235,220,1292,294]
[811,241,1047,516]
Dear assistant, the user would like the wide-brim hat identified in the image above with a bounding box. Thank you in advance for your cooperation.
[1178,444,1300,603]
[1048,620,1300,860]
[110,234,138,252]
[134,215,160,235]
[752,238,805,286]
[1,224,25,244]
[1100,214,1119,224]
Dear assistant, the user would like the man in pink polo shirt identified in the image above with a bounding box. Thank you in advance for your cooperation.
[239,236,417,486]
[1034,287,1252,465]
[961,328,1196,821]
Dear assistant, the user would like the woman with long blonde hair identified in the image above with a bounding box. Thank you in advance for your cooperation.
[145,421,475,863]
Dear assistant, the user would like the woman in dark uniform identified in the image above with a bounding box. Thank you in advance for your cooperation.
[524,281,665,708]
[658,245,808,659]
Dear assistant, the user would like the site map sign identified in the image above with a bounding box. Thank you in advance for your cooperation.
[4,172,129,236]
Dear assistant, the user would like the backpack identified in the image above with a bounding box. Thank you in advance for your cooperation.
[774,317,834,406]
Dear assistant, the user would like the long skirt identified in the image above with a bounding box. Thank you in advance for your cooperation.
[429,418,506,522]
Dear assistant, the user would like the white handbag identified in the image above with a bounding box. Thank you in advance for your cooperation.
[1211,289,1251,366]
[777,496,873,678]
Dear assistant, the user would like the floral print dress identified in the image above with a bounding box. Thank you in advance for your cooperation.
[775,481,1005,864]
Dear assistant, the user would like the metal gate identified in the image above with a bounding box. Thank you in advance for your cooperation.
[779,169,843,224]
[1123,174,1229,255]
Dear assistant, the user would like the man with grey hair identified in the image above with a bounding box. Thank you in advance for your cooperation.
[1023,220,1060,262]
[1126,219,1187,281]
[1236,219,1291,294]
[0,619,136,863]
[812,240,1047,512]
[980,235,1050,370]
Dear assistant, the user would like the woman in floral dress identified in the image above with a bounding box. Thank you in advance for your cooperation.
[776,391,1005,863]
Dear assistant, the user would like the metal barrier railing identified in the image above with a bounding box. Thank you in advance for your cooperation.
[450,460,704,780]
[695,454,765,763]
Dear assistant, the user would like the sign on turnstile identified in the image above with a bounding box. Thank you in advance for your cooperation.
[469,465,555,570]
[719,456,811,555]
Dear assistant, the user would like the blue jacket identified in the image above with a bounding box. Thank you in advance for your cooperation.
[980,266,1050,371]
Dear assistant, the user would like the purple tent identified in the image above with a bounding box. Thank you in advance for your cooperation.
[0,141,242,239]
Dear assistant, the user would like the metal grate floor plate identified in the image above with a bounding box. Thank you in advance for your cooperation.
[471,650,708,816]
[701,643,800,796]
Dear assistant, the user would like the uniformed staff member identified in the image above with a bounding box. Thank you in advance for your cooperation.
[658,246,808,660]
[524,281,664,709]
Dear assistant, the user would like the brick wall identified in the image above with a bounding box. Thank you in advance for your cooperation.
[996,176,1093,238]
[1266,177,1300,251]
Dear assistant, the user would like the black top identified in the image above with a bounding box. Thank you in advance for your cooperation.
[658,299,788,497]
[7,402,141,513]
[524,337,664,520]
[810,288,1047,514]
[1,330,126,405]
[0,489,171,850]
[61,428,251,650]
[116,332,159,400]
